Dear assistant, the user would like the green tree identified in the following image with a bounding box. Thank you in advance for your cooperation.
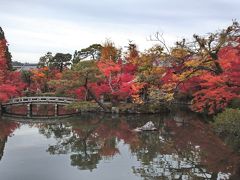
[38,52,72,72]
[71,61,109,111]
[21,70,32,86]
[49,60,109,111]
[72,44,102,64]
[51,53,72,72]
[38,52,53,68]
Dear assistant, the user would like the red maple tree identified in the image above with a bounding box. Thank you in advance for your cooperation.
[0,28,25,102]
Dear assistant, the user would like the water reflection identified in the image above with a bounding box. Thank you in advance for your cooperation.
[0,111,240,179]
[130,111,239,179]
[0,120,19,160]
[36,114,139,171]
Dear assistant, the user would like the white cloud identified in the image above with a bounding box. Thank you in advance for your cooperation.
[1,0,239,63]
[3,15,169,62]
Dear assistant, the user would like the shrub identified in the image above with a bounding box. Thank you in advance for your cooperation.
[67,101,99,112]
[229,98,240,109]
[213,108,240,152]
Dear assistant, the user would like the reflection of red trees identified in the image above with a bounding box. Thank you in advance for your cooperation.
[115,120,140,146]
[99,141,119,157]
[164,117,240,175]
[6,105,27,115]
[95,120,140,149]
[0,120,19,140]
[7,104,75,116]
[71,119,139,158]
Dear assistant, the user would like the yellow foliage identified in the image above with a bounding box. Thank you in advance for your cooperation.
[184,59,201,67]
[131,94,144,104]
[171,48,189,59]
[164,93,174,101]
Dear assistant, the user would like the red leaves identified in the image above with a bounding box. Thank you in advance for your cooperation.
[0,33,26,102]
[73,87,86,100]
[97,60,121,76]
[0,71,26,102]
[191,45,240,114]
[0,84,18,102]
[160,41,240,114]
[96,60,136,101]
[122,63,137,74]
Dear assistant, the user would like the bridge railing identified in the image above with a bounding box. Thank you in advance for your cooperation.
[3,96,76,105]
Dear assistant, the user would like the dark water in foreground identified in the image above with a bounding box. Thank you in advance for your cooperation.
[0,111,239,180]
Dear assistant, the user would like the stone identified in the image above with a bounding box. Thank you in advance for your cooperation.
[133,121,157,132]
[111,107,119,114]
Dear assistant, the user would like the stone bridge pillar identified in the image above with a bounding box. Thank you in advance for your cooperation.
[54,104,59,117]
[27,103,32,117]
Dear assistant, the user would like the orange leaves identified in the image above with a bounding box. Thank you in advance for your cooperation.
[131,82,146,104]
[31,67,49,80]
[100,40,119,61]
[131,82,145,94]
[30,66,62,93]
[36,72,45,78]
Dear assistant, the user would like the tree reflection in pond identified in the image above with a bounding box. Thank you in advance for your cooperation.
[33,112,240,179]
[0,120,19,160]
[36,114,138,171]
[131,111,240,179]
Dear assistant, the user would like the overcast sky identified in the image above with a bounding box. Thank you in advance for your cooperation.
[0,0,239,63]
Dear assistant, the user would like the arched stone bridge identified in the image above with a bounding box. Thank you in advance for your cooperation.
[1,96,76,117]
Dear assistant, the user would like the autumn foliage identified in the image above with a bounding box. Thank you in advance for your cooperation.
[191,44,240,114]
[0,28,25,102]
[1,22,240,115]
[30,66,62,93]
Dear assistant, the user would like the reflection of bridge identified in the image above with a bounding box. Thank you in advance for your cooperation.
[1,96,76,117]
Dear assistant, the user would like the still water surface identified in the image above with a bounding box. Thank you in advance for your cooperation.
[0,111,239,180]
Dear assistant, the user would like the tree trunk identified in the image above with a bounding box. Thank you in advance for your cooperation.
[210,52,223,74]
[84,85,110,112]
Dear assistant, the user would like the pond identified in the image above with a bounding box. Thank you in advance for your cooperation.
[0,110,239,180]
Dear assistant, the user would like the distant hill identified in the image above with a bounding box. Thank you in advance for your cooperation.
[12,61,38,67]
[12,61,38,71]
[12,61,24,66]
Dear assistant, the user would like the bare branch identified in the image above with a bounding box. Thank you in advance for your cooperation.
[149,32,171,54]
